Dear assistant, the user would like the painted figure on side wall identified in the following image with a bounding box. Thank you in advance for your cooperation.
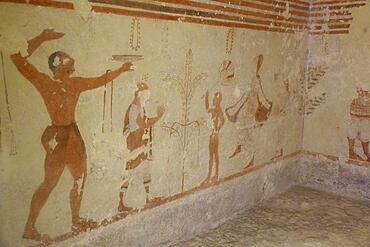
[118,82,165,212]
[226,54,272,160]
[270,73,290,160]
[203,90,224,184]
[11,29,133,240]
[347,86,370,162]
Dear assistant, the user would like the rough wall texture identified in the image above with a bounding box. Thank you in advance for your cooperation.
[0,0,369,246]
[299,155,370,202]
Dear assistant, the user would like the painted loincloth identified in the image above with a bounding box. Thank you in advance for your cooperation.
[42,123,87,174]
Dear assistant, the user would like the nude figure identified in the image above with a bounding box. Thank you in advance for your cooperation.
[11,29,133,240]
[203,90,224,183]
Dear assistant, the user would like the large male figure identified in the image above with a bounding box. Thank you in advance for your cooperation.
[347,87,370,162]
[11,29,133,240]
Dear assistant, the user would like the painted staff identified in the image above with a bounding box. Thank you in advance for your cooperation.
[102,70,114,133]
[0,50,17,155]
[102,55,144,133]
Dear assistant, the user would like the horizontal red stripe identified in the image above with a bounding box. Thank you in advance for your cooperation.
[311,2,366,11]
[210,0,310,18]
[310,29,349,34]
[312,0,365,6]
[154,0,308,24]
[0,0,73,9]
[91,5,297,33]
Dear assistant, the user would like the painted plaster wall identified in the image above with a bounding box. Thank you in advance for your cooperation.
[0,2,307,246]
[302,3,370,165]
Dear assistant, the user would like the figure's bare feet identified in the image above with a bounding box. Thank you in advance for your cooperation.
[271,148,283,160]
[349,152,364,161]
[200,177,211,186]
[23,226,42,241]
[118,202,133,213]
[244,155,254,170]
[147,196,163,205]
[229,145,241,159]
[72,218,98,233]
[211,176,218,183]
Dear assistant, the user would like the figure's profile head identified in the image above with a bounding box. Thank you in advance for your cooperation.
[357,84,370,98]
[48,51,75,77]
[135,82,150,106]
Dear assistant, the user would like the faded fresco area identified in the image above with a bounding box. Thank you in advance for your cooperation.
[302,3,370,166]
[3,0,368,246]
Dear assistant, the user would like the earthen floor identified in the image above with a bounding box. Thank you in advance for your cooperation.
[175,187,370,247]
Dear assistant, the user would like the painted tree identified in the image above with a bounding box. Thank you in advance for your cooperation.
[162,49,207,192]
[304,64,328,115]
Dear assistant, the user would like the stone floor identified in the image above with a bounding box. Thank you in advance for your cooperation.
[174,187,370,247]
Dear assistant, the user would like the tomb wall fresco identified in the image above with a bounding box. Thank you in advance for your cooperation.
[2,0,368,246]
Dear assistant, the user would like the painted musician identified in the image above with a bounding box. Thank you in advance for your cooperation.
[118,82,165,212]
[347,86,370,162]
[227,55,272,159]
[11,29,133,240]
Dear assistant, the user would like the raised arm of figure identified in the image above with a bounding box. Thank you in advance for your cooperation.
[10,29,63,91]
[70,63,133,92]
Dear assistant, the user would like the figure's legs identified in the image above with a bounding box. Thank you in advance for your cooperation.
[348,137,363,161]
[144,174,151,203]
[69,171,86,227]
[66,126,97,231]
[214,134,220,179]
[208,135,214,181]
[118,179,132,212]
[359,121,370,162]
[23,152,65,240]
[361,141,370,162]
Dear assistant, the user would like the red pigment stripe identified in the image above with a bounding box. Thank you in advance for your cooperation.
[0,0,73,9]
[310,10,351,17]
[90,0,307,29]
[256,0,311,7]
[328,23,351,28]
[310,23,350,30]
[312,0,366,6]
[154,0,309,24]
[300,150,370,167]
[210,0,310,18]
[311,2,366,11]
[310,29,349,34]
[252,0,310,11]
[91,5,297,33]
[309,16,353,24]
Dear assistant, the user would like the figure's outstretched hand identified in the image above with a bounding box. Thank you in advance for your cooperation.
[26,29,65,57]
[39,28,65,41]
[122,62,134,72]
